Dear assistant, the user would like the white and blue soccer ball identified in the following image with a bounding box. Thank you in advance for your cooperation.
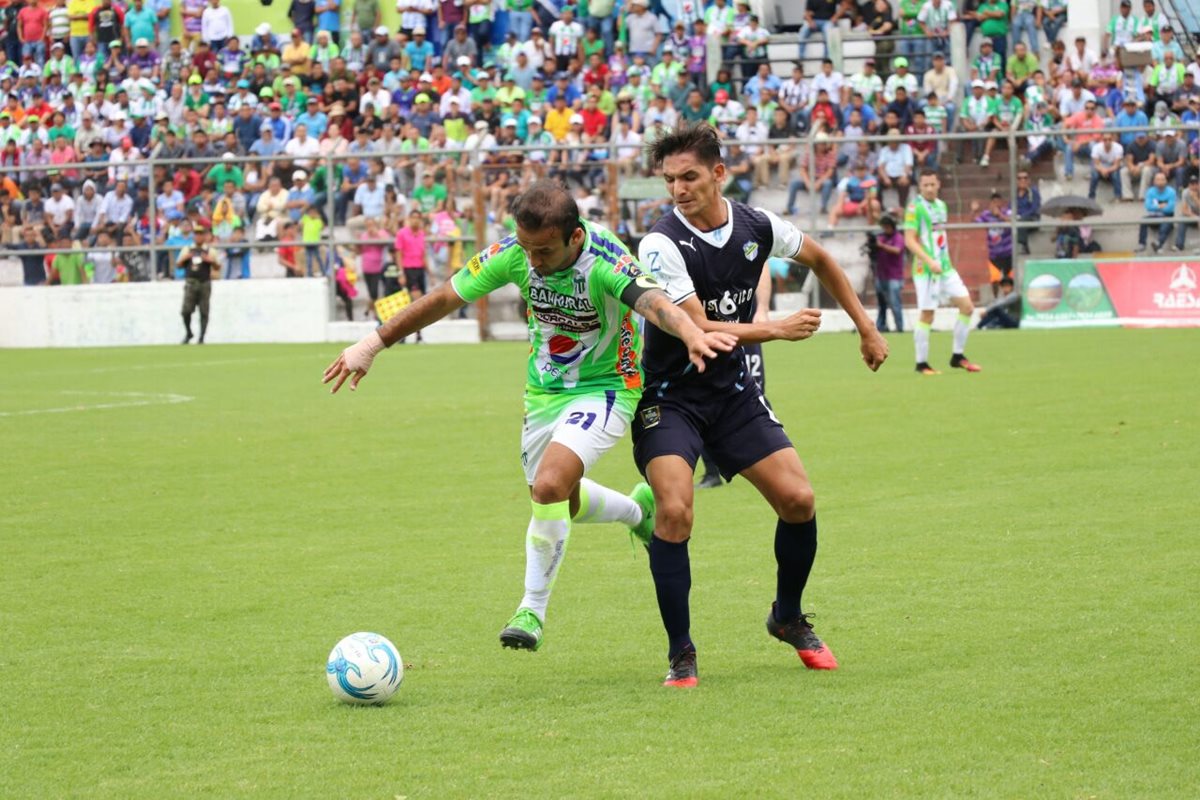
[326,632,403,705]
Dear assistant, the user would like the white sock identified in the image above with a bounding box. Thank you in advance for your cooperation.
[518,500,571,622]
[914,322,931,363]
[952,313,971,355]
[573,478,643,526]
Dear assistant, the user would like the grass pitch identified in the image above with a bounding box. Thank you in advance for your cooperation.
[2,329,1198,799]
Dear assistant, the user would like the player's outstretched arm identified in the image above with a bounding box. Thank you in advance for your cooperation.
[794,236,889,371]
[632,287,738,372]
[322,281,468,394]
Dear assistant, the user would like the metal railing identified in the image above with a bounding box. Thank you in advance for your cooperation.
[4,122,1197,294]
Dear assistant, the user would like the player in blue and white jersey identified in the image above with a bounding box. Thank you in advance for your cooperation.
[633,124,890,687]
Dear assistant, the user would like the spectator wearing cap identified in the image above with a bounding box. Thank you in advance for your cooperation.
[44,182,74,240]
[519,27,550,72]
[440,24,475,72]
[1088,131,1125,202]
[1156,127,1187,191]
[294,97,328,138]
[1119,129,1156,201]
[549,6,584,74]
[359,75,391,117]
[1114,95,1149,148]
[408,92,439,138]
[880,58,914,105]
[970,39,1001,85]
[495,73,526,115]
[400,25,431,73]
[367,25,401,71]
[545,72,581,109]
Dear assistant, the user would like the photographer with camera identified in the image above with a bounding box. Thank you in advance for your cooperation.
[176,226,221,344]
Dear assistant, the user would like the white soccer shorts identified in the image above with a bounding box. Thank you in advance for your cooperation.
[914,271,969,311]
[520,393,633,485]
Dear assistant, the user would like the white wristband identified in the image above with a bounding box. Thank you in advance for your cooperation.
[342,330,385,374]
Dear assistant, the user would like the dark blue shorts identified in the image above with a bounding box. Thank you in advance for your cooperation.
[632,383,792,481]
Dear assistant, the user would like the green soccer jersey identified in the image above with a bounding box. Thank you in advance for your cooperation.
[904,195,955,278]
[451,220,650,398]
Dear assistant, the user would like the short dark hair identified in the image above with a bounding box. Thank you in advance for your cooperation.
[919,168,939,179]
[647,122,722,170]
[511,180,580,245]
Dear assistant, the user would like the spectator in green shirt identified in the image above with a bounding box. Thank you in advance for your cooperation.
[1006,41,1039,91]
[52,236,88,284]
[205,152,244,190]
[412,172,447,213]
[976,0,1010,75]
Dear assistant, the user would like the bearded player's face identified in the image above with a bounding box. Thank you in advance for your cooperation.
[661,152,724,220]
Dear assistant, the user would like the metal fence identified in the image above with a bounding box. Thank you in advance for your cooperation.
[4,122,1198,294]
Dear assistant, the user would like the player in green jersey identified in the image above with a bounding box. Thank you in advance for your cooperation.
[903,169,982,375]
[323,181,736,650]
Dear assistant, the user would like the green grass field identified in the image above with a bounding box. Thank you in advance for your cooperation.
[2,329,1198,799]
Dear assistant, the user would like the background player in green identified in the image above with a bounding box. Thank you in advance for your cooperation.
[323,181,735,650]
[904,170,982,375]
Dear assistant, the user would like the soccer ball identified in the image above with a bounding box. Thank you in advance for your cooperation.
[325,632,403,705]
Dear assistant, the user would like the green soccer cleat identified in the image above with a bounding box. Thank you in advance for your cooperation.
[499,608,544,651]
[629,482,656,550]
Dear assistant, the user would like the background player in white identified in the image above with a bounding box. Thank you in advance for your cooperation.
[634,124,889,687]
[322,181,735,652]
[904,169,982,375]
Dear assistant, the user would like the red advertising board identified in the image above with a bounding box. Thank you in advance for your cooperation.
[1093,260,1200,328]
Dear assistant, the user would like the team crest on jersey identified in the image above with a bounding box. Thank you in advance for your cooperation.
[640,406,661,428]
[743,241,759,261]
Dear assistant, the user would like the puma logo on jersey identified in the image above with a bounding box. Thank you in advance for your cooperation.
[679,238,697,252]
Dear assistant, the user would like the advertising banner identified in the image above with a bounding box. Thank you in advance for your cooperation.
[1022,258,1200,328]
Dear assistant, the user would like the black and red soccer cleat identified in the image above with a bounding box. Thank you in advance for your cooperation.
[950,354,982,372]
[663,646,698,688]
[766,604,839,670]
[915,362,941,375]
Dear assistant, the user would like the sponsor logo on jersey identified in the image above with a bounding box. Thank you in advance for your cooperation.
[532,307,598,333]
[613,253,642,278]
[704,286,755,319]
[743,241,759,261]
[466,254,483,276]
[640,405,661,428]
[548,333,584,365]
[529,284,596,313]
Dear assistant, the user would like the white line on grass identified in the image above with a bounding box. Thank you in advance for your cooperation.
[0,391,195,417]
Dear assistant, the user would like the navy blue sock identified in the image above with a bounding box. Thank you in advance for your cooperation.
[774,516,817,624]
[648,535,692,659]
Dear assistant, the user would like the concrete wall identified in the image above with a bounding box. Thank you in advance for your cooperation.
[0,279,330,348]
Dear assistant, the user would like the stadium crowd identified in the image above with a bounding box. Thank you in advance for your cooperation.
[5,0,1200,300]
